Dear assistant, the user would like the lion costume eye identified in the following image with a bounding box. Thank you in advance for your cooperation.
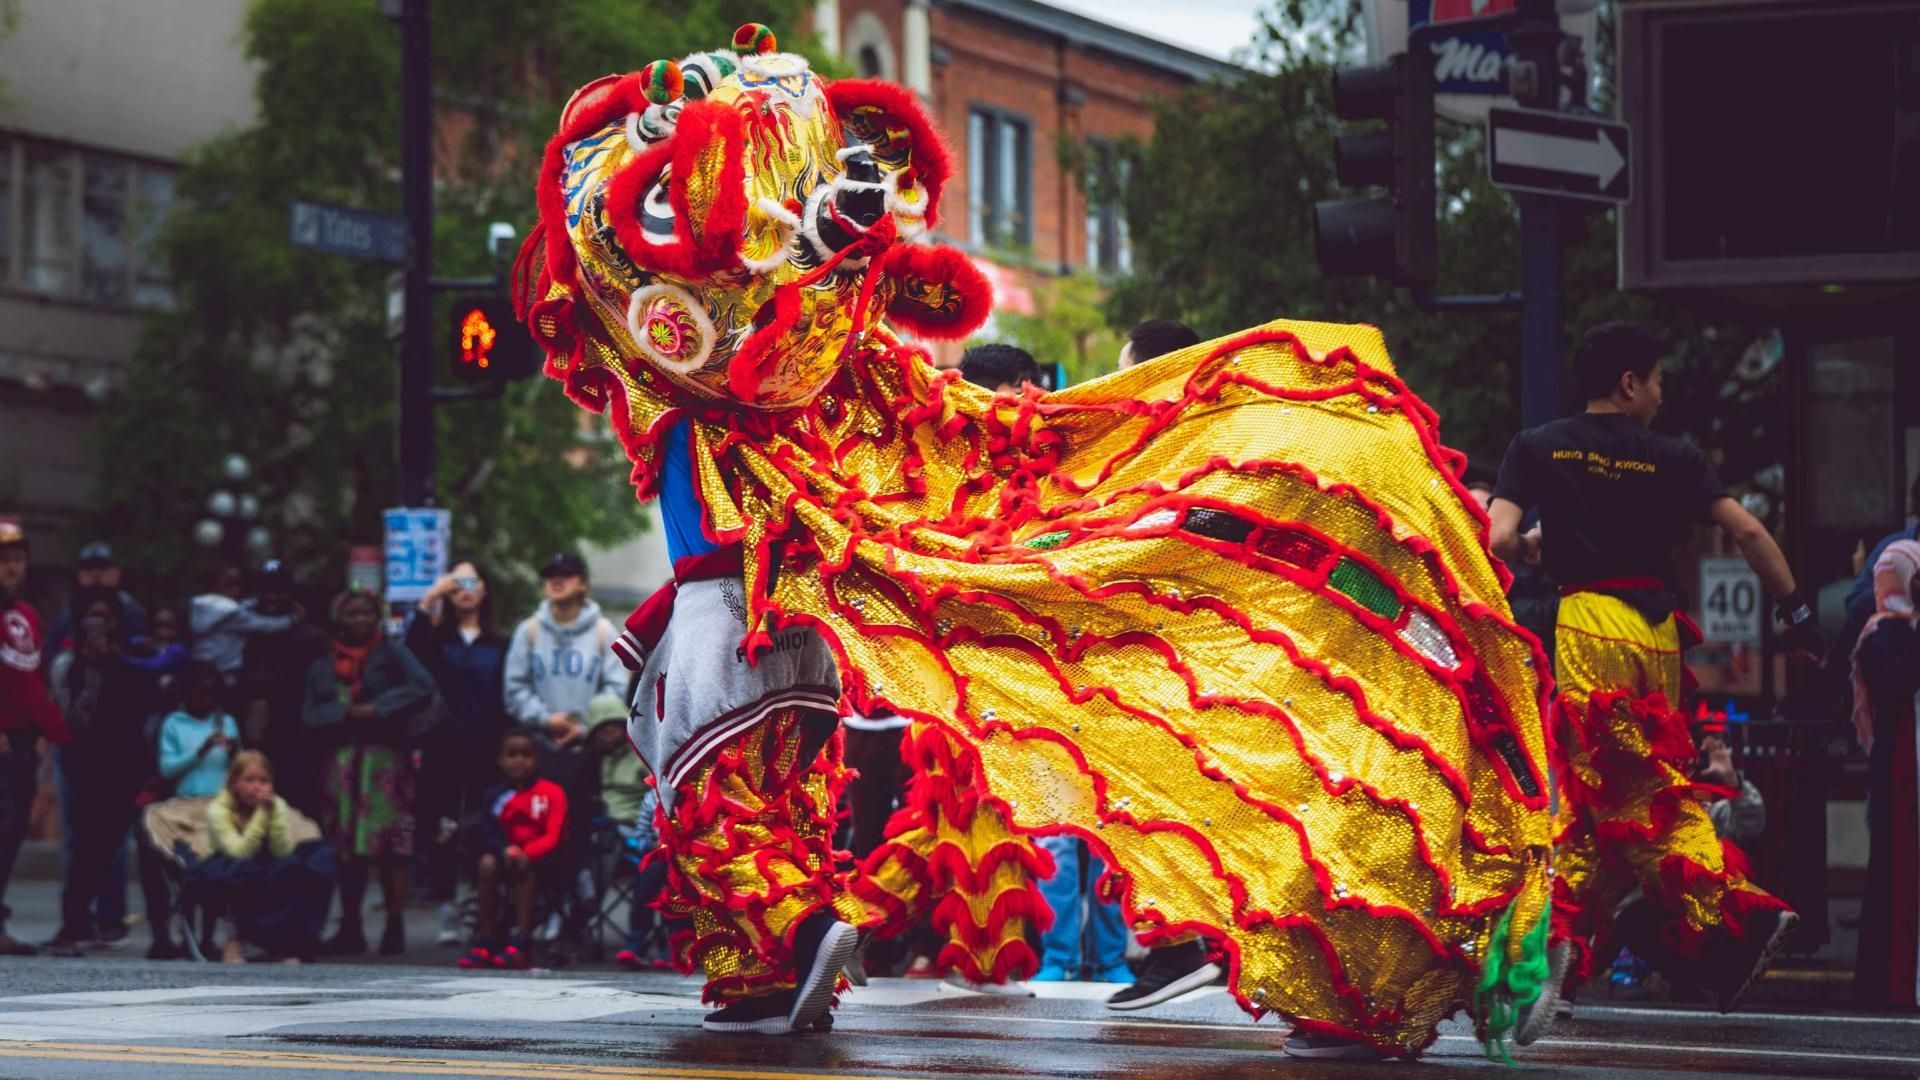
[626,283,717,373]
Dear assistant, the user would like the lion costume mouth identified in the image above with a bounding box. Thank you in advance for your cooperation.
[515,27,990,412]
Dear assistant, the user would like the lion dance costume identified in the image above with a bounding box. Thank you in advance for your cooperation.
[518,25,1556,1056]
[1547,592,1793,1002]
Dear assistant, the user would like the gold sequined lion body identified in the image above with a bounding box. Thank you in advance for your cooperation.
[519,27,1553,1057]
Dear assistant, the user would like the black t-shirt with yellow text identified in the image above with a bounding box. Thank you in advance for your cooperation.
[1493,412,1729,589]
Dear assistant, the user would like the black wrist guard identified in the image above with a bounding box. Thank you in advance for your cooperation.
[1775,591,1813,626]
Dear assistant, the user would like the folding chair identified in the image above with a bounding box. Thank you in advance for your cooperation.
[141,795,322,962]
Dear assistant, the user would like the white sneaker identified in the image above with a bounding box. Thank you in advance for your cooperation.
[940,970,1036,997]
[436,902,461,946]
[1515,940,1572,1046]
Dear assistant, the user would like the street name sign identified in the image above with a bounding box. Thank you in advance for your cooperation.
[289,200,409,263]
[1487,107,1631,204]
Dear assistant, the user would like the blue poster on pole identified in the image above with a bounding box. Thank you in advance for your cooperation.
[383,507,450,603]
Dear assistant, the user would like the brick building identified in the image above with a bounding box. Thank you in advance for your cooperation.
[815,0,1237,309]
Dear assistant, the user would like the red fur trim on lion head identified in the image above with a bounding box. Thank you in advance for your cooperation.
[605,99,749,281]
[880,243,992,341]
[824,79,953,229]
[536,72,646,288]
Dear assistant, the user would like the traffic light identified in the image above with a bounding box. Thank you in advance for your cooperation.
[448,295,536,382]
[1313,51,1436,284]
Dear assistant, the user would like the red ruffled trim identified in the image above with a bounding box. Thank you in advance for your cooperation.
[654,713,850,1003]
[1652,847,1792,960]
[939,938,1042,986]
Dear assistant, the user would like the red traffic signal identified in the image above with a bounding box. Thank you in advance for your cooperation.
[448,295,536,381]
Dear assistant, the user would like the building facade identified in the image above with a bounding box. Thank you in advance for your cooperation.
[0,0,257,560]
[817,0,1235,334]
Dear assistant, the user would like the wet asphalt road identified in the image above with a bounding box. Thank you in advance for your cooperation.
[0,955,1914,1080]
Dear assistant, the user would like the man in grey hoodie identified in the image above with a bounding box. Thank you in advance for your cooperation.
[503,553,625,750]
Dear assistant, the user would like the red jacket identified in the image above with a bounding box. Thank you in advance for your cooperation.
[481,778,568,861]
[1,596,69,743]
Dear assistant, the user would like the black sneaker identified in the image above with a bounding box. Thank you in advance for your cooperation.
[1105,942,1221,1011]
[702,991,798,1034]
[379,921,407,957]
[788,913,858,1033]
[1282,1032,1384,1060]
[323,928,368,956]
[1713,908,1798,1014]
[145,938,184,961]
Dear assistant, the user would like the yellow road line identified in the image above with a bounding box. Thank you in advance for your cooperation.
[0,1042,913,1080]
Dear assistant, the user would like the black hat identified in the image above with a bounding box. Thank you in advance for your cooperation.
[540,552,589,580]
[76,541,116,568]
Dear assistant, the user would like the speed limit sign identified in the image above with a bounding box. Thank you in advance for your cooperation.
[1699,556,1763,646]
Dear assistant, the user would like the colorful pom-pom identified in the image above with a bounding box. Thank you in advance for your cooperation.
[638,59,684,105]
[732,22,777,55]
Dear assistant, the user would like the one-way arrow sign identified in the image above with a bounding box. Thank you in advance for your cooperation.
[1487,107,1632,204]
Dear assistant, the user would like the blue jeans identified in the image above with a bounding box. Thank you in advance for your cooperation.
[55,748,128,930]
[1036,835,1127,976]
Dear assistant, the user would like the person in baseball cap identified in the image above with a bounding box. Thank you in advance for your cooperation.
[54,540,147,649]
[503,552,622,753]
[1,521,72,956]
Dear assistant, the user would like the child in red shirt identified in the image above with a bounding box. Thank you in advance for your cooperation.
[460,730,568,969]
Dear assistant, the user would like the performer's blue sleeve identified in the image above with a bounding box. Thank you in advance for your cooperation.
[660,419,720,563]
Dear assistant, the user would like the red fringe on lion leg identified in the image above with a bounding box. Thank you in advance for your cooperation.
[1565,689,1789,959]
[657,707,847,1004]
[846,721,1054,982]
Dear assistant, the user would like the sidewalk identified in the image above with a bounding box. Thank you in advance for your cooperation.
[1,876,636,970]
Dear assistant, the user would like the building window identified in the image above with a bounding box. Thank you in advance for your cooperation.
[858,45,884,78]
[1083,140,1132,275]
[968,108,1030,251]
[0,135,176,309]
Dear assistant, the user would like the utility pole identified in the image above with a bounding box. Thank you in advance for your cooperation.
[1510,0,1565,429]
[397,0,434,507]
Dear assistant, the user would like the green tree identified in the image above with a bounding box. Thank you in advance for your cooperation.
[0,0,20,114]
[93,0,818,606]
[1092,0,1767,470]
[985,273,1123,387]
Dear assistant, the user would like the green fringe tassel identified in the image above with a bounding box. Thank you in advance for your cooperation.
[1472,897,1550,1065]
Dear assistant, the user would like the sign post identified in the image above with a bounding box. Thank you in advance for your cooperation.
[382,507,451,604]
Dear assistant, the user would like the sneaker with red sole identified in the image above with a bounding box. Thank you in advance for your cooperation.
[493,938,532,970]
[614,949,644,971]
[457,944,493,969]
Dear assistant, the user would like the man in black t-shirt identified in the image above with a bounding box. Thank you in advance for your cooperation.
[1487,323,1820,1025]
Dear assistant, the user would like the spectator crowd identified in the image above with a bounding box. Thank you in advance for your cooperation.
[0,525,676,970]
